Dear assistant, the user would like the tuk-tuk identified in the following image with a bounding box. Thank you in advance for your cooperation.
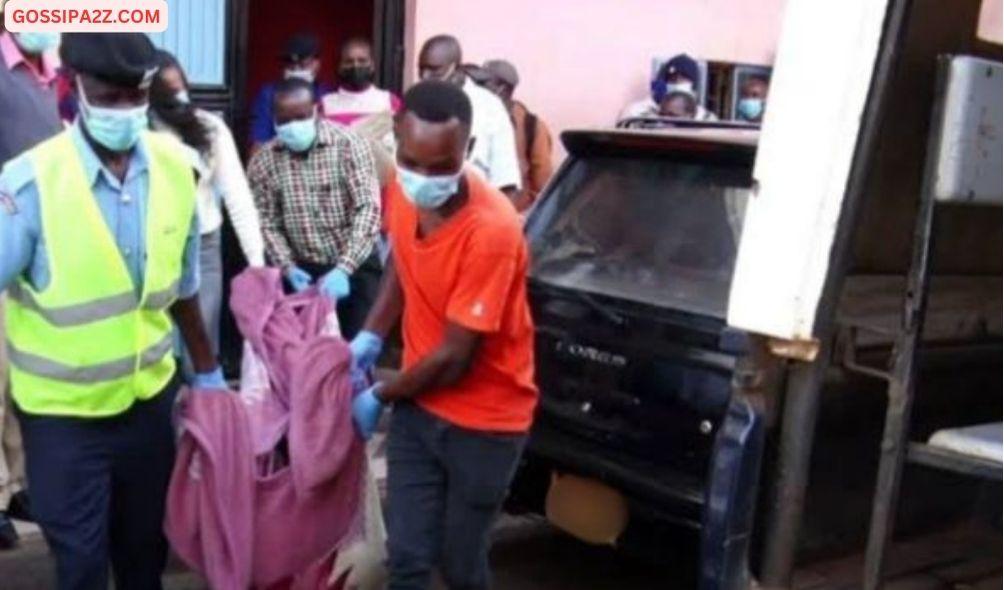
[513,1,1001,589]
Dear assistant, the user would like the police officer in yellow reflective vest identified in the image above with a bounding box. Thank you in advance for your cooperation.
[0,33,225,590]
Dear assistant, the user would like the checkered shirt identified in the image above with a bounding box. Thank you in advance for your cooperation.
[247,120,380,272]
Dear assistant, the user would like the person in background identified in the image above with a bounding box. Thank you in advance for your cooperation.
[476,59,554,211]
[349,80,537,590]
[248,78,381,339]
[0,33,224,587]
[321,36,401,224]
[0,0,64,550]
[659,88,698,119]
[249,33,334,152]
[619,53,717,122]
[54,66,79,122]
[418,35,521,199]
[322,37,401,129]
[736,74,769,123]
[150,50,266,367]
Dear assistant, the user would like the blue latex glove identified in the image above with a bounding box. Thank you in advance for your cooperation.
[192,367,228,390]
[350,367,371,395]
[285,266,313,293]
[353,383,386,440]
[320,268,351,301]
[349,330,384,374]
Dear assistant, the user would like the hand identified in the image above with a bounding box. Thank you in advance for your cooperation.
[320,268,351,301]
[285,266,313,293]
[352,384,386,440]
[349,330,383,375]
[192,367,228,390]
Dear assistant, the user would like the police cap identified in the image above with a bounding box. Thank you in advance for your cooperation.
[60,33,159,89]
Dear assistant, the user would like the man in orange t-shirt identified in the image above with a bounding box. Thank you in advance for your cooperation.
[348,80,537,589]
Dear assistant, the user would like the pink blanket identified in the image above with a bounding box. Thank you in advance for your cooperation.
[165,268,364,590]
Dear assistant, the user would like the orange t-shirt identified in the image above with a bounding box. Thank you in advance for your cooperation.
[387,171,538,433]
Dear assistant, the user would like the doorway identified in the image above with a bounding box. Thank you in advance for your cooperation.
[218,0,405,371]
[245,0,374,115]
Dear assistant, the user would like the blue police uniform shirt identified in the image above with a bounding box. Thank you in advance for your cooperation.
[0,122,201,299]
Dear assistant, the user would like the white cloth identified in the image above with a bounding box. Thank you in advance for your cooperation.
[618,97,718,122]
[154,110,266,266]
[461,79,522,190]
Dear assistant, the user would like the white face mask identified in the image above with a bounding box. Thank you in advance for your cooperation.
[666,80,695,94]
[285,68,316,83]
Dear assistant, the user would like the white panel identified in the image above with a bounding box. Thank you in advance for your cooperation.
[928,423,1003,463]
[725,0,891,342]
[933,56,1003,204]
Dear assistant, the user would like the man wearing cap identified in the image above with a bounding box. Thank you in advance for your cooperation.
[0,33,222,588]
[619,53,718,122]
[0,0,65,551]
[417,35,522,199]
[249,32,335,152]
[476,59,554,211]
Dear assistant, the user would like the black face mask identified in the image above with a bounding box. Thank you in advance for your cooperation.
[339,65,375,89]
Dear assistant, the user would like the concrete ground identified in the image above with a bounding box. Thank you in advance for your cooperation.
[1,427,998,589]
[1,512,999,589]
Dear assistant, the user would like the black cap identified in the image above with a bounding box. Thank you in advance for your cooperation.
[282,33,320,61]
[663,53,700,84]
[61,33,158,88]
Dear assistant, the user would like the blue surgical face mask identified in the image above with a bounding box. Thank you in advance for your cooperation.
[14,32,61,55]
[737,97,764,121]
[77,78,149,152]
[275,115,317,152]
[397,165,462,210]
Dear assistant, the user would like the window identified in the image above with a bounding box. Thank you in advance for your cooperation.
[148,0,227,86]
[529,156,752,317]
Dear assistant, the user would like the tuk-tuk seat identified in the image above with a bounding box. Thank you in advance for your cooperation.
[907,422,1002,481]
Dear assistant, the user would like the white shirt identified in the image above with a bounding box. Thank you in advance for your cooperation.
[461,79,522,190]
[170,111,266,266]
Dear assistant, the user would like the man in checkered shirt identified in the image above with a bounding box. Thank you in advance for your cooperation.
[248,77,381,338]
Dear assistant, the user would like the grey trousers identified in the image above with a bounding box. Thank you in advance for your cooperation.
[386,402,527,590]
[181,229,223,378]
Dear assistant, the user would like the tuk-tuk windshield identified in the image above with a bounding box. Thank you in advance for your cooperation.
[529,155,751,317]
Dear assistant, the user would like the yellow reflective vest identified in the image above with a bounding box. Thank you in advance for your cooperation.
[4,130,196,417]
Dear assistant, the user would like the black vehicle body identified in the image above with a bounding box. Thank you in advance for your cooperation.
[516,127,764,590]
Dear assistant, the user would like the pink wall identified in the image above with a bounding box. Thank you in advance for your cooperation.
[406,0,788,159]
[979,0,1002,42]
